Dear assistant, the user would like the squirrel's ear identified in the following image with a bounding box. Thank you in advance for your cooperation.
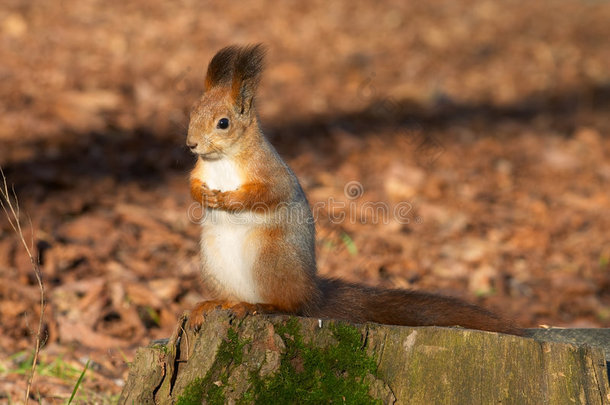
[231,44,266,115]
[204,45,239,91]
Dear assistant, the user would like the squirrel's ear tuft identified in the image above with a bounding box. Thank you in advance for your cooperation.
[231,43,267,114]
[204,45,240,91]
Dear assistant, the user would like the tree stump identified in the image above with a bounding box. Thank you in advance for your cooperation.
[119,310,610,404]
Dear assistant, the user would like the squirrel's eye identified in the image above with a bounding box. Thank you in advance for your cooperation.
[217,118,229,130]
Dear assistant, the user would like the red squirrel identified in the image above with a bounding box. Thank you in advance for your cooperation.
[186,44,522,336]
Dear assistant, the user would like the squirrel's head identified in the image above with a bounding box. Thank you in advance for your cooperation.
[187,44,266,159]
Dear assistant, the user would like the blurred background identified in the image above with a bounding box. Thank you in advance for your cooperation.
[1,0,609,401]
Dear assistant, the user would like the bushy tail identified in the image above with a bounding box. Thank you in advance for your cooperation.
[307,278,522,336]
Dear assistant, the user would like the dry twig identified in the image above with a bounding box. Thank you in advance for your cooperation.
[0,168,46,404]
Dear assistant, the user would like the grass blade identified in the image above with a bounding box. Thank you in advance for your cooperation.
[68,360,90,404]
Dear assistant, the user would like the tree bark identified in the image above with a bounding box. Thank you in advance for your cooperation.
[119,310,610,404]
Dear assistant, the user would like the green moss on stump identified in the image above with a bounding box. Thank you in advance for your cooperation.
[176,318,381,404]
[176,328,248,405]
[248,318,380,404]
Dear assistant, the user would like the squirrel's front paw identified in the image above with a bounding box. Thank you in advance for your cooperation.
[199,182,226,209]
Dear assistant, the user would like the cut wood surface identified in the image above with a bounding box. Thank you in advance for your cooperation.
[525,328,610,361]
[119,311,610,404]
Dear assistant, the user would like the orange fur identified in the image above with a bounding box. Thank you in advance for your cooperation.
[253,227,319,313]
[191,180,289,211]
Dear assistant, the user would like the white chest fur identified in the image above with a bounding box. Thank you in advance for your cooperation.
[203,158,242,192]
[196,157,262,303]
[200,218,262,303]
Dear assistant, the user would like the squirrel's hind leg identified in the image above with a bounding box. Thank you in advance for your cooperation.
[187,300,281,330]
